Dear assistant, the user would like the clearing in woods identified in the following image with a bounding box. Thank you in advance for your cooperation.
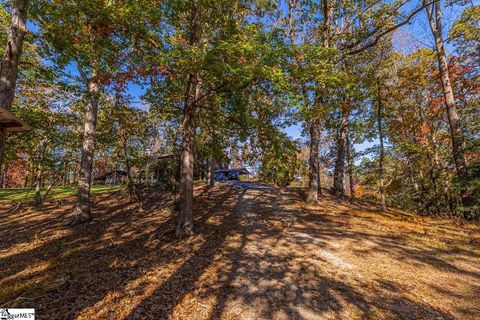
[1,181,479,319]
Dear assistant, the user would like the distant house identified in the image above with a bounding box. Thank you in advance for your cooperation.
[94,170,128,185]
[0,106,31,135]
[146,153,175,183]
[214,168,250,181]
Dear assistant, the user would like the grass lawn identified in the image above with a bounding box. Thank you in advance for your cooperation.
[0,185,123,203]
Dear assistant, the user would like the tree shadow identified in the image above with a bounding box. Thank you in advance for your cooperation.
[124,182,460,319]
[1,182,478,319]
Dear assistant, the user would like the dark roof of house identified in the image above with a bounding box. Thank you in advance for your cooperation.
[0,106,32,135]
[214,168,250,175]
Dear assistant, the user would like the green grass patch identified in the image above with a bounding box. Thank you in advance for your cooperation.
[0,185,123,203]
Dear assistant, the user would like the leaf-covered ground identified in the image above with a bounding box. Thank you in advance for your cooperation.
[1,181,479,319]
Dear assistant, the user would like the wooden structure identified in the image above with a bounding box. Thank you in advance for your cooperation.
[93,170,128,185]
[0,106,31,135]
[214,168,250,181]
[146,153,174,184]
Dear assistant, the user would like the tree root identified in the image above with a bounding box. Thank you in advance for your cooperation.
[69,207,91,226]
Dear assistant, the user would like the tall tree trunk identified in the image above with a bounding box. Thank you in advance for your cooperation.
[177,2,200,237]
[424,0,467,179]
[34,169,42,208]
[0,0,28,187]
[0,0,27,109]
[34,138,47,209]
[63,168,68,186]
[377,83,386,212]
[177,74,198,236]
[318,162,322,194]
[325,0,348,197]
[301,0,332,203]
[346,134,355,201]
[23,166,29,187]
[417,97,441,212]
[307,119,321,203]
[0,158,5,187]
[122,135,135,201]
[302,87,323,202]
[322,0,332,49]
[333,105,349,197]
[207,156,215,187]
[71,78,100,225]
[61,159,68,186]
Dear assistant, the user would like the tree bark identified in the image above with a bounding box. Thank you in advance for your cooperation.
[424,0,467,179]
[0,0,27,109]
[34,139,48,209]
[0,0,28,187]
[71,78,100,225]
[177,2,201,237]
[307,119,321,203]
[346,134,355,201]
[0,136,6,188]
[122,134,135,201]
[417,95,441,212]
[333,105,349,197]
[322,0,332,48]
[207,156,215,187]
[377,83,386,212]
[304,0,331,202]
[177,74,198,236]
[34,168,42,208]
[23,165,29,187]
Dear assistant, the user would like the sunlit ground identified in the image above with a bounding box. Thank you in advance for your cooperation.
[0,185,123,203]
[0,182,479,319]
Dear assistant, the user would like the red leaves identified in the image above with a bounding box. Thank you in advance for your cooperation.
[415,121,431,145]
[427,97,444,117]
[91,65,175,92]
[4,158,29,187]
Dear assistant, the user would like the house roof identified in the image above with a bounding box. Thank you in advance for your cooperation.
[214,168,250,175]
[0,106,32,135]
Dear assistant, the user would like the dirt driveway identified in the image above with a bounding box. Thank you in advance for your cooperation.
[1,182,479,319]
[196,182,480,319]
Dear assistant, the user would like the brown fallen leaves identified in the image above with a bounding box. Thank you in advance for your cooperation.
[0,181,479,320]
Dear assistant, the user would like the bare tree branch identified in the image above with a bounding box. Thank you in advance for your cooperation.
[346,1,435,56]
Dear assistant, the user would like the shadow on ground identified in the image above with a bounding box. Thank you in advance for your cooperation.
[0,181,479,319]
